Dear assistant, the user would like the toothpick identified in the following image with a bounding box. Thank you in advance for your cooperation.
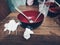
[55,1,60,7]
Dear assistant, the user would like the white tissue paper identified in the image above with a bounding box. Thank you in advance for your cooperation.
[4,19,20,34]
[23,28,34,40]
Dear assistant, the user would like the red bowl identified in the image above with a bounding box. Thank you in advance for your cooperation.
[48,2,60,13]
[17,10,44,23]
[49,7,60,13]
[46,2,60,17]
[45,2,60,13]
[17,10,44,29]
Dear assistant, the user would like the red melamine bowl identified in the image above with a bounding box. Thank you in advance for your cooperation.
[45,2,60,13]
[46,2,60,17]
[17,10,44,23]
[17,10,44,29]
[49,7,60,14]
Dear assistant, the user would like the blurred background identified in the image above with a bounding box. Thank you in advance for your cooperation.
[0,0,60,45]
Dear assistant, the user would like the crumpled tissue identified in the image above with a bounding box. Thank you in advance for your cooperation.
[4,19,20,34]
[23,28,34,40]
